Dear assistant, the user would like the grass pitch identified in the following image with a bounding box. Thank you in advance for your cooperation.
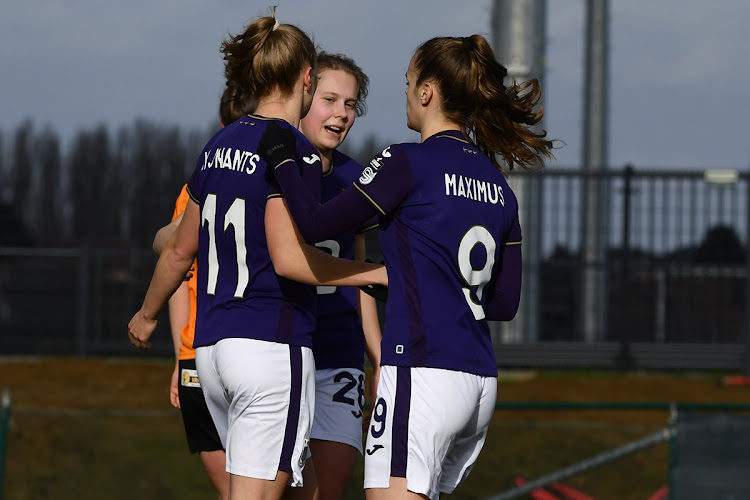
[2,357,749,499]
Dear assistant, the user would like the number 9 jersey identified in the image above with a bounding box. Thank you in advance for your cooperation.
[186,115,323,349]
[354,130,521,377]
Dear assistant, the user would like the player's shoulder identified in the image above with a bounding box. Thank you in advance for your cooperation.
[371,142,412,163]
[327,150,363,184]
[205,115,266,148]
[332,149,362,169]
[422,130,476,152]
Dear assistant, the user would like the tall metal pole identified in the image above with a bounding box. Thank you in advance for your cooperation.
[580,0,609,342]
[491,0,546,342]
[0,389,11,500]
[745,169,750,375]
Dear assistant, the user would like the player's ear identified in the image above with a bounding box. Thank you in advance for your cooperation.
[303,66,316,96]
[421,82,434,106]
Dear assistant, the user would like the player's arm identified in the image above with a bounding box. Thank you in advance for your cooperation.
[156,207,190,355]
[158,190,189,406]
[153,212,183,254]
[167,281,188,409]
[355,232,382,402]
[265,197,387,288]
[259,121,380,242]
[128,199,200,349]
[485,218,522,321]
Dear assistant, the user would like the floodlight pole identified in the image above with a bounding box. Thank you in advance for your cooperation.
[0,389,11,500]
[580,0,610,342]
[746,168,750,375]
[491,0,547,342]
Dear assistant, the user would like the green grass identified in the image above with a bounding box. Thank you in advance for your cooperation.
[2,358,749,499]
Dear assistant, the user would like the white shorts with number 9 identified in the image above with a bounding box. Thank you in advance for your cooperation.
[311,368,366,453]
[363,365,497,500]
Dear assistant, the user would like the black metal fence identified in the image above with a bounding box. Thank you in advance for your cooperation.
[533,166,748,344]
[1,166,748,370]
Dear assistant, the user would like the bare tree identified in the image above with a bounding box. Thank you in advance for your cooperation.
[11,121,34,227]
[34,127,63,241]
[69,124,111,242]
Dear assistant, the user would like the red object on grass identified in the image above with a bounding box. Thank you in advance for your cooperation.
[721,375,750,386]
[549,481,598,500]
[513,476,564,500]
[646,486,669,500]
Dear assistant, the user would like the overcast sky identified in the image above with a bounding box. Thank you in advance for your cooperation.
[1,0,749,169]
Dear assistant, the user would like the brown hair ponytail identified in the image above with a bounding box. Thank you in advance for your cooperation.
[413,34,555,174]
[221,11,316,103]
[219,81,256,126]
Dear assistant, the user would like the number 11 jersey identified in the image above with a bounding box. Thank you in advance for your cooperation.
[186,115,322,349]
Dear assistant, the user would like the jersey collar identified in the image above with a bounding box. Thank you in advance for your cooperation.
[428,129,470,144]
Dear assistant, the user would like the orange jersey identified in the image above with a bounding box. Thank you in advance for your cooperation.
[172,184,198,360]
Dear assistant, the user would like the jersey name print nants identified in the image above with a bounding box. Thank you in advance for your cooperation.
[200,147,261,175]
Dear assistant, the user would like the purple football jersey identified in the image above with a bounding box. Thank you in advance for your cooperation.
[313,150,369,370]
[186,115,323,348]
[355,131,521,376]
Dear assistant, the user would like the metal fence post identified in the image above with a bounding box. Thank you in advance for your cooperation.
[0,388,11,500]
[746,169,750,375]
[76,246,90,357]
[618,165,634,367]
[621,165,633,280]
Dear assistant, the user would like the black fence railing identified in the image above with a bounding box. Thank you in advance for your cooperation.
[1,166,748,370]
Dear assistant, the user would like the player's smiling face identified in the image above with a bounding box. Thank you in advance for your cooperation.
[405,58,422,132]
[300,69,358,156]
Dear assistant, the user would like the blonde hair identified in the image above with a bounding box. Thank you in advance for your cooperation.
[221,10,316,101]
[412,34,555,173]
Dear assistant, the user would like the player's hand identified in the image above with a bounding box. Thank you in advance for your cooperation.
[169,363,181,409]
[360,261,388,301]
[128,308,157,349]
[184,264,195,282]
[369,365,380,409]
[359,284,388,302]
[363,365,380,433]
[258,120,297,170]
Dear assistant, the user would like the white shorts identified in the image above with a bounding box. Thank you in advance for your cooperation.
[311,368,366,453]
[363,365,497,500]
[195,338,315,486]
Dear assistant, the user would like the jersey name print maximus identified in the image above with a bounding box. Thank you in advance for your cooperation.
[200,147,261,175]
[444,173,505,206]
